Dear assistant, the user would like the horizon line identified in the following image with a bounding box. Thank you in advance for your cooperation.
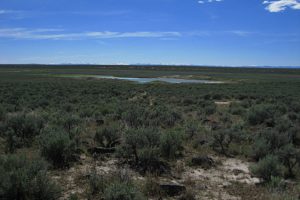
[0,63,300,69]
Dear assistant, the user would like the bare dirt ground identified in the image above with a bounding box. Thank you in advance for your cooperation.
[51,154,261,200]
[51,155,120,200]
[180,156,260,200]
[215,101,231,106]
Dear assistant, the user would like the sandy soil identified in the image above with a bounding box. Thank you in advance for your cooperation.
[180,156,260,200]
[51,154,261,200]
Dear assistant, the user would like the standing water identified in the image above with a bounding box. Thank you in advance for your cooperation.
[82,75,223,84]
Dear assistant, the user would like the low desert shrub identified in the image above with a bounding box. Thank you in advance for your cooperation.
[203,103,216,115]
[39,130,77,168]
[103,182,146,200]
[68,194,80,200]
[4,112,45,146]
[94,123,121,148]
[62,114,81,134]
[229,102,244,115]
[267,176,286,192]
[122,105,181,128]
[122,106,144,128]
[251,130,290,161]
[160,131,183,160]
[288,126,300,145]
[142,175,161,197]
[88,170,145,200]
[138,147,165,173]
[179,189,196,200]
[251,137,270,161]
[290,101,300,113]
[89,170,107,195]
[0,105,5,121]
[251,155,284,182]
[210,129,233,155]
[275,117,292,133]
[153,107,181,128]
[247,104,275,126]
[277,144,299,177]
[4,129,20,153]
[184,120,200,139]
[117,128,168,173]
[0,154,60,200]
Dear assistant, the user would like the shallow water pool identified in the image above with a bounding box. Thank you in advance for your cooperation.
[87,75,223,84]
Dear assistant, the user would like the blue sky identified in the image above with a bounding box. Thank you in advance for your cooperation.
[0,0,300,66]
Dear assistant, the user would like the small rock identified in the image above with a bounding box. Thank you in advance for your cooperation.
[160,182,186,196]
[80,154,87,160]
[232,169,244,175]
[96,119,104,126]
[199,139,208,145]
[222,182,231,188]
[191,156,215,169]
[88,147,116,155]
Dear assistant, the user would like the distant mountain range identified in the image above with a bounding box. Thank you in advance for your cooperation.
[131,64,300,69]
[1,63,300,69]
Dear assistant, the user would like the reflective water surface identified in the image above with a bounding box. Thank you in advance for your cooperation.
[89,75,223,84]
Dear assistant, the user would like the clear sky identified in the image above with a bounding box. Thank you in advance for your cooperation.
[0,0,300,66]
